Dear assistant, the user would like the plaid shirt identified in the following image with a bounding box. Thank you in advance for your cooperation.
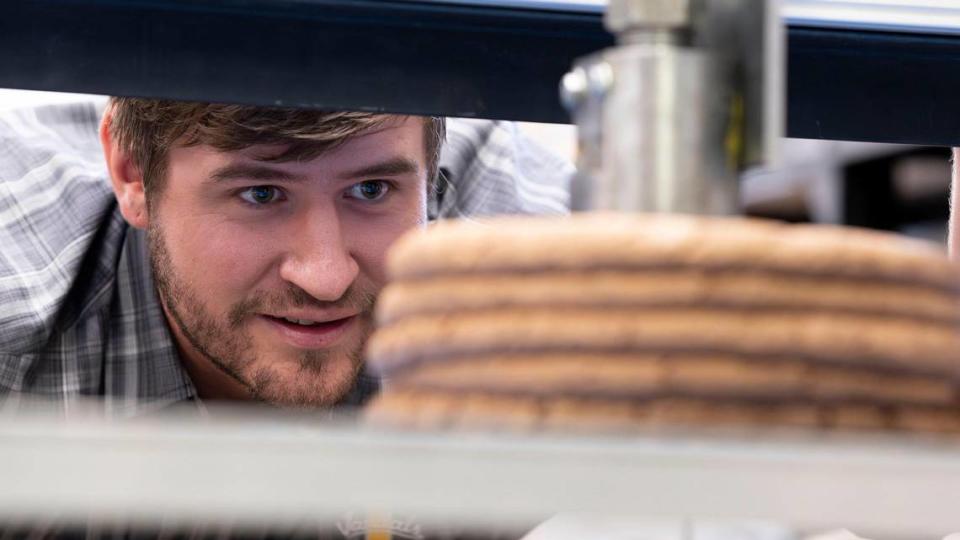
[0,100,573,417]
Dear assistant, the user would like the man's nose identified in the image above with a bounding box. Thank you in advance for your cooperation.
[278,209,359,302]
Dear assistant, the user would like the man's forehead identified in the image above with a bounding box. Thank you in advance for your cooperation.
[189,115,423,162]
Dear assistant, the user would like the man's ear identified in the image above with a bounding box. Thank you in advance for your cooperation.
[100,108,150,229]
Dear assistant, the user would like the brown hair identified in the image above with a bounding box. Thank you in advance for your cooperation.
[107,97,445,204]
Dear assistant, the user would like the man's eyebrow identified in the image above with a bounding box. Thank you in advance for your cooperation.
[340,157,421,179]
[208,164,305,183]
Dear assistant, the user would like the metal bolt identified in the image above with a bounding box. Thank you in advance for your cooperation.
[560,66,589,111]
[587,61,615,98]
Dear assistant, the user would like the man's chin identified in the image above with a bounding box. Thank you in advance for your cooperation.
[241,350,364,408]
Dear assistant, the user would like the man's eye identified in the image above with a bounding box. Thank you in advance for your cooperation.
[348,180,390,202]
[239,186,281,205]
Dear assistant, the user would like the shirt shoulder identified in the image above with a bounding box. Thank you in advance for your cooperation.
[0,100,117,356]
[437,119,574,218]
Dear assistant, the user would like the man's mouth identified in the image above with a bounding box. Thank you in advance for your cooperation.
[260,314,357,348]
[275,316,339,327]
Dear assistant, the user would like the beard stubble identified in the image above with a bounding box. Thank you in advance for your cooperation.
[147,225,376,407]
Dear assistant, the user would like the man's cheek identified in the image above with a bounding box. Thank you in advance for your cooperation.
[183,230,276,298]
[345,212,413,263]
[367,232,409,285]
[197,220,277,265]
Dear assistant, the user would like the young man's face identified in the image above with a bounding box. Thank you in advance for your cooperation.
[147,117,428,406]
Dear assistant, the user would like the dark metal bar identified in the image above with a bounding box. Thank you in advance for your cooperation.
[1,1,959,145]
[787,27,960,146]
[0,0,612,123]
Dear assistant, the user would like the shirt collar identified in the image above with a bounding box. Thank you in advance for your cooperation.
[102,224,197,417]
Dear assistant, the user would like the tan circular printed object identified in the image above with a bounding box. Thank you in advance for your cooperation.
[368,308,960,375]
[383,353,956,406]
[367,212,960,435]
[377,270,960,326]
[387,213,959,289]
[366,390,960,434]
